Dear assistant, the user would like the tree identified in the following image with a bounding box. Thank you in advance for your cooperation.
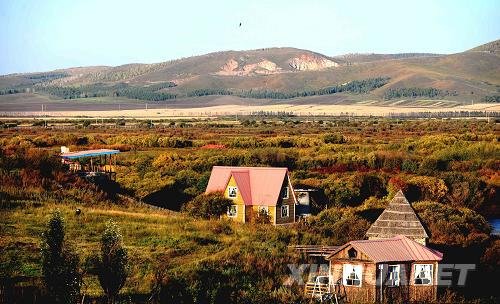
[97,220,129,304]
[182,192,232,219]
[253,208,271,224]
[41,211,81,304]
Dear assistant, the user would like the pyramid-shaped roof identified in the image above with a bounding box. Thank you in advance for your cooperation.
[365,190,428,240]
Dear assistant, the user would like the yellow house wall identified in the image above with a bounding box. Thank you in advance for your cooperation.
[224,176,245,223]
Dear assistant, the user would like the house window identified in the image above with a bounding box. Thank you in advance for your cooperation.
[414,264,433,285]
[343,264,362,287]
[228,186,237,198]
[281,186,289,199]
[387,265,400,287]
[227,205,237,217]
[281,205,289,217]
[258,206,269,215]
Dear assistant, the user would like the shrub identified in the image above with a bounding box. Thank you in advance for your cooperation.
[323,133,345,144]
[183,192,232,219]
[413,201,491,247]
[253,208,271,224]
[302,208,370,245]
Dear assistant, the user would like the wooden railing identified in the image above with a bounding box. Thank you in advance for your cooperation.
[292,245,339,257]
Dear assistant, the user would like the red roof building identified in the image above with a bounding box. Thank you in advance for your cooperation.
[320,235,443,303]
[205,166,297,224]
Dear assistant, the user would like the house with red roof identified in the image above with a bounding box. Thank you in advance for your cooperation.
[205,166,297,225]
[311,235,443,303]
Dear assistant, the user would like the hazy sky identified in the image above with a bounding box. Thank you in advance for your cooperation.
[1,0,499,74]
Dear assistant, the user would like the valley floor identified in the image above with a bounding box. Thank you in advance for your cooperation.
[0,93,498,118]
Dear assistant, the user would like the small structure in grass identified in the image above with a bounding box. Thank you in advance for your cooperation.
[59,146,120,181]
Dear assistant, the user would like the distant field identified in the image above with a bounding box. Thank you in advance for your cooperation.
[1,92,499,118]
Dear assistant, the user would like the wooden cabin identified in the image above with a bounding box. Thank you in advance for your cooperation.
[325,235,443,303]
[205,166,297,225]
[366,190,428,245]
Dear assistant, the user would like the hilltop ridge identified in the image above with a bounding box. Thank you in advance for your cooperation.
[0,40,499,106]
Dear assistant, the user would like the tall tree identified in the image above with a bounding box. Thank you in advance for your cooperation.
[97,220,129,304]
[41,211,81,304]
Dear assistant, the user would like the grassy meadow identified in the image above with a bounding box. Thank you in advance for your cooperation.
[0,117,499,303]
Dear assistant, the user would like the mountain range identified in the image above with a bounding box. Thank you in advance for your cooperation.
[1,39,499,106]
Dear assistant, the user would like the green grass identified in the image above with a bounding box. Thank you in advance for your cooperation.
[0,199,298,296]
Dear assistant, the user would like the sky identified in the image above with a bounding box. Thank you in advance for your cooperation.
[0,0,499,74]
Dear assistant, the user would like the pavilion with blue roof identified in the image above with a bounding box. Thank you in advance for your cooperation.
[60,148,120,180]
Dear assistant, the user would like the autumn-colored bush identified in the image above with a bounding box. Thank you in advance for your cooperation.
[182,192,232,219]
[413,201,491,247]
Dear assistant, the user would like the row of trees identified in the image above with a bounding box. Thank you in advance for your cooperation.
[41,211,128,304]
[37,82,177,101]
[0,88,24,95]
[187,78,390,99]
[383,87,454,99]
[483,95,500,103]
[27,73,68,81]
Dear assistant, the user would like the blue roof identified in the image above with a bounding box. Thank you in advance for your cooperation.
[60,149,120,159]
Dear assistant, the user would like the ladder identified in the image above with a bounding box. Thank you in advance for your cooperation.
[304,276,346,304]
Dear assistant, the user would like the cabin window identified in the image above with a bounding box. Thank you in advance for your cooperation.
[228,186,237,198]
[281,205,289,217]
[343,264,362,287]
[414,264,433,285]
[258,206,269,215]
[227,205,237,217]
[387,265,400,287]
[281,186,289,199]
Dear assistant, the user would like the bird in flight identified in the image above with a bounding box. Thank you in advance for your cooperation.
[239,22,242,27]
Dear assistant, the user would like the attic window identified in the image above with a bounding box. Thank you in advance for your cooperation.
[281,187,289,199]
[228,186,237,198]
[414,264,433,285]
[348,248,357,259]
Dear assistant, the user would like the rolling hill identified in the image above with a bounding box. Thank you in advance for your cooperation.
[1,40,499,108]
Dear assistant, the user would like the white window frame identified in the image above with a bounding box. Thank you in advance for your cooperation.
[281,205,289,218]
[228,186,237,199]
[343,264,362,287]
[387,265,400,287]
[281,186,289,199]
[258,206,269,215]
[227,205,237,217]
[414,264,433,286]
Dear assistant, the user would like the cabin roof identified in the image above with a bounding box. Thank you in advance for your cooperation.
[205,166,290,206]
[327,235,443,263]
[365,190,428,240]
[60,149,120,159]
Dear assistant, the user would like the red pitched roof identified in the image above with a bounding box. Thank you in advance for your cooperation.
[327,235,443,263]
[205,166,291,206]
